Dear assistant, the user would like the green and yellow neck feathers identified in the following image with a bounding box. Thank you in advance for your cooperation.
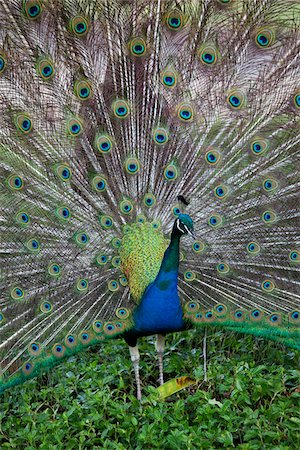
[119,221,168,302]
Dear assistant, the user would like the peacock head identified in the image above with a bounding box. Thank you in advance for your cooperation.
[173,213,195,239]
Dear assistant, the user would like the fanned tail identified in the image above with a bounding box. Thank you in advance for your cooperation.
[0,0,300,393]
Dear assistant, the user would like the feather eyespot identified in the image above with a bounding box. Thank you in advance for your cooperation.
[74,232,89,246]
[251,138,269,155]
[113,100,130,119]
[166,10,184,30]
[0,52,7,75]
[10,287,25,300]
[193,241,205,253]
[255,29,275,48]
[70,16,89,36]
[48,263,62,277]
[214,184,228,199]
[294,93,300,109]
[250,309,263,321]
[29,342,41,356]
[99,215,114,229]
[177,104,194,122]
[95,134,113,154]
[164,163,179,181]
[55,206,71,221]
[263,178,278,192]
[184,270,196,281]
[199,44,219,66]
[289,250,300,263]
[92,175,107,193]
[76,278,88,292]
[54,163,72,181]
[116,308,130,319]
[289,311,300,323]
[23,1,42,19]
[96,254,108,266]
[110,238,120,251]
[208,214,223,228]
[205,150,220,165]
[161,68,178,88]
[217,263,230,274]
[16,211,30,225]
[52,344,66,357]
[143,193,156,208]
[74,80,93,100]
[36,58,54,80]
[130,37,147,57]
[25,238,40,253]
[120,199,134,215]
[0,312,5,325]
[40,301,53,313]
[15,113,32,133]
[108,280,119,292]
[93,321,103,333]
[119,275,128,286]
[111,256,121,268]
[247,242,260,254]
[153,127,169,145]
[227,91,246,109]
[6,174,24,191]
[261,279,275,292]
[262,210,277,224]
[65,334,77,348]
[125,157,140,175]
[67,118,83,136]
[136,214,146,223]
[22,362,34,375]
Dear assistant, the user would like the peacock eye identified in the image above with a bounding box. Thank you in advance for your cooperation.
[255,29,275,48]
[214,184,228,199]
[143,193,156,208]
[99,215,114,229]
[113,100,130,118]
[205,150,220,165]
[56,206,71,221]
[166,10,184,30]
[70,16,89,36]
[95,134,113,154]
[262,210,277,224]
[125,158,140,175]
[164,163,179,181]
[15,113,32,133]
[199,44,219,66]
[247,242,260,254]
[120,199,134,215]
[92,175,107,193]
[153,127,169,145]
[208,214,223,228]
[74,80,93,100]
[37,58,55,80]
[0,53,7,74]
[24,1,43,19]
[130,37,147,57]
[67,118,83,136]
[177,104,194,122]
[251,138,269,155]
[226,90,246,109]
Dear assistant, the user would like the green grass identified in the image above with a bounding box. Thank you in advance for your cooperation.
[1,329,300,449]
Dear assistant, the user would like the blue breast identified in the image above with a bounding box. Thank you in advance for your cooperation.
[132,268,185,335]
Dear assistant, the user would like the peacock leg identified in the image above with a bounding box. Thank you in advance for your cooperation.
[155,334,165,386]
[128,345,142,400]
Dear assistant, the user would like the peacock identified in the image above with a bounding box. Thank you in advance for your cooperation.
[0,0,299,401]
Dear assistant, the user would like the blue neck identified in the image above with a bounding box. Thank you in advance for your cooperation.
[128,230,185,338]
